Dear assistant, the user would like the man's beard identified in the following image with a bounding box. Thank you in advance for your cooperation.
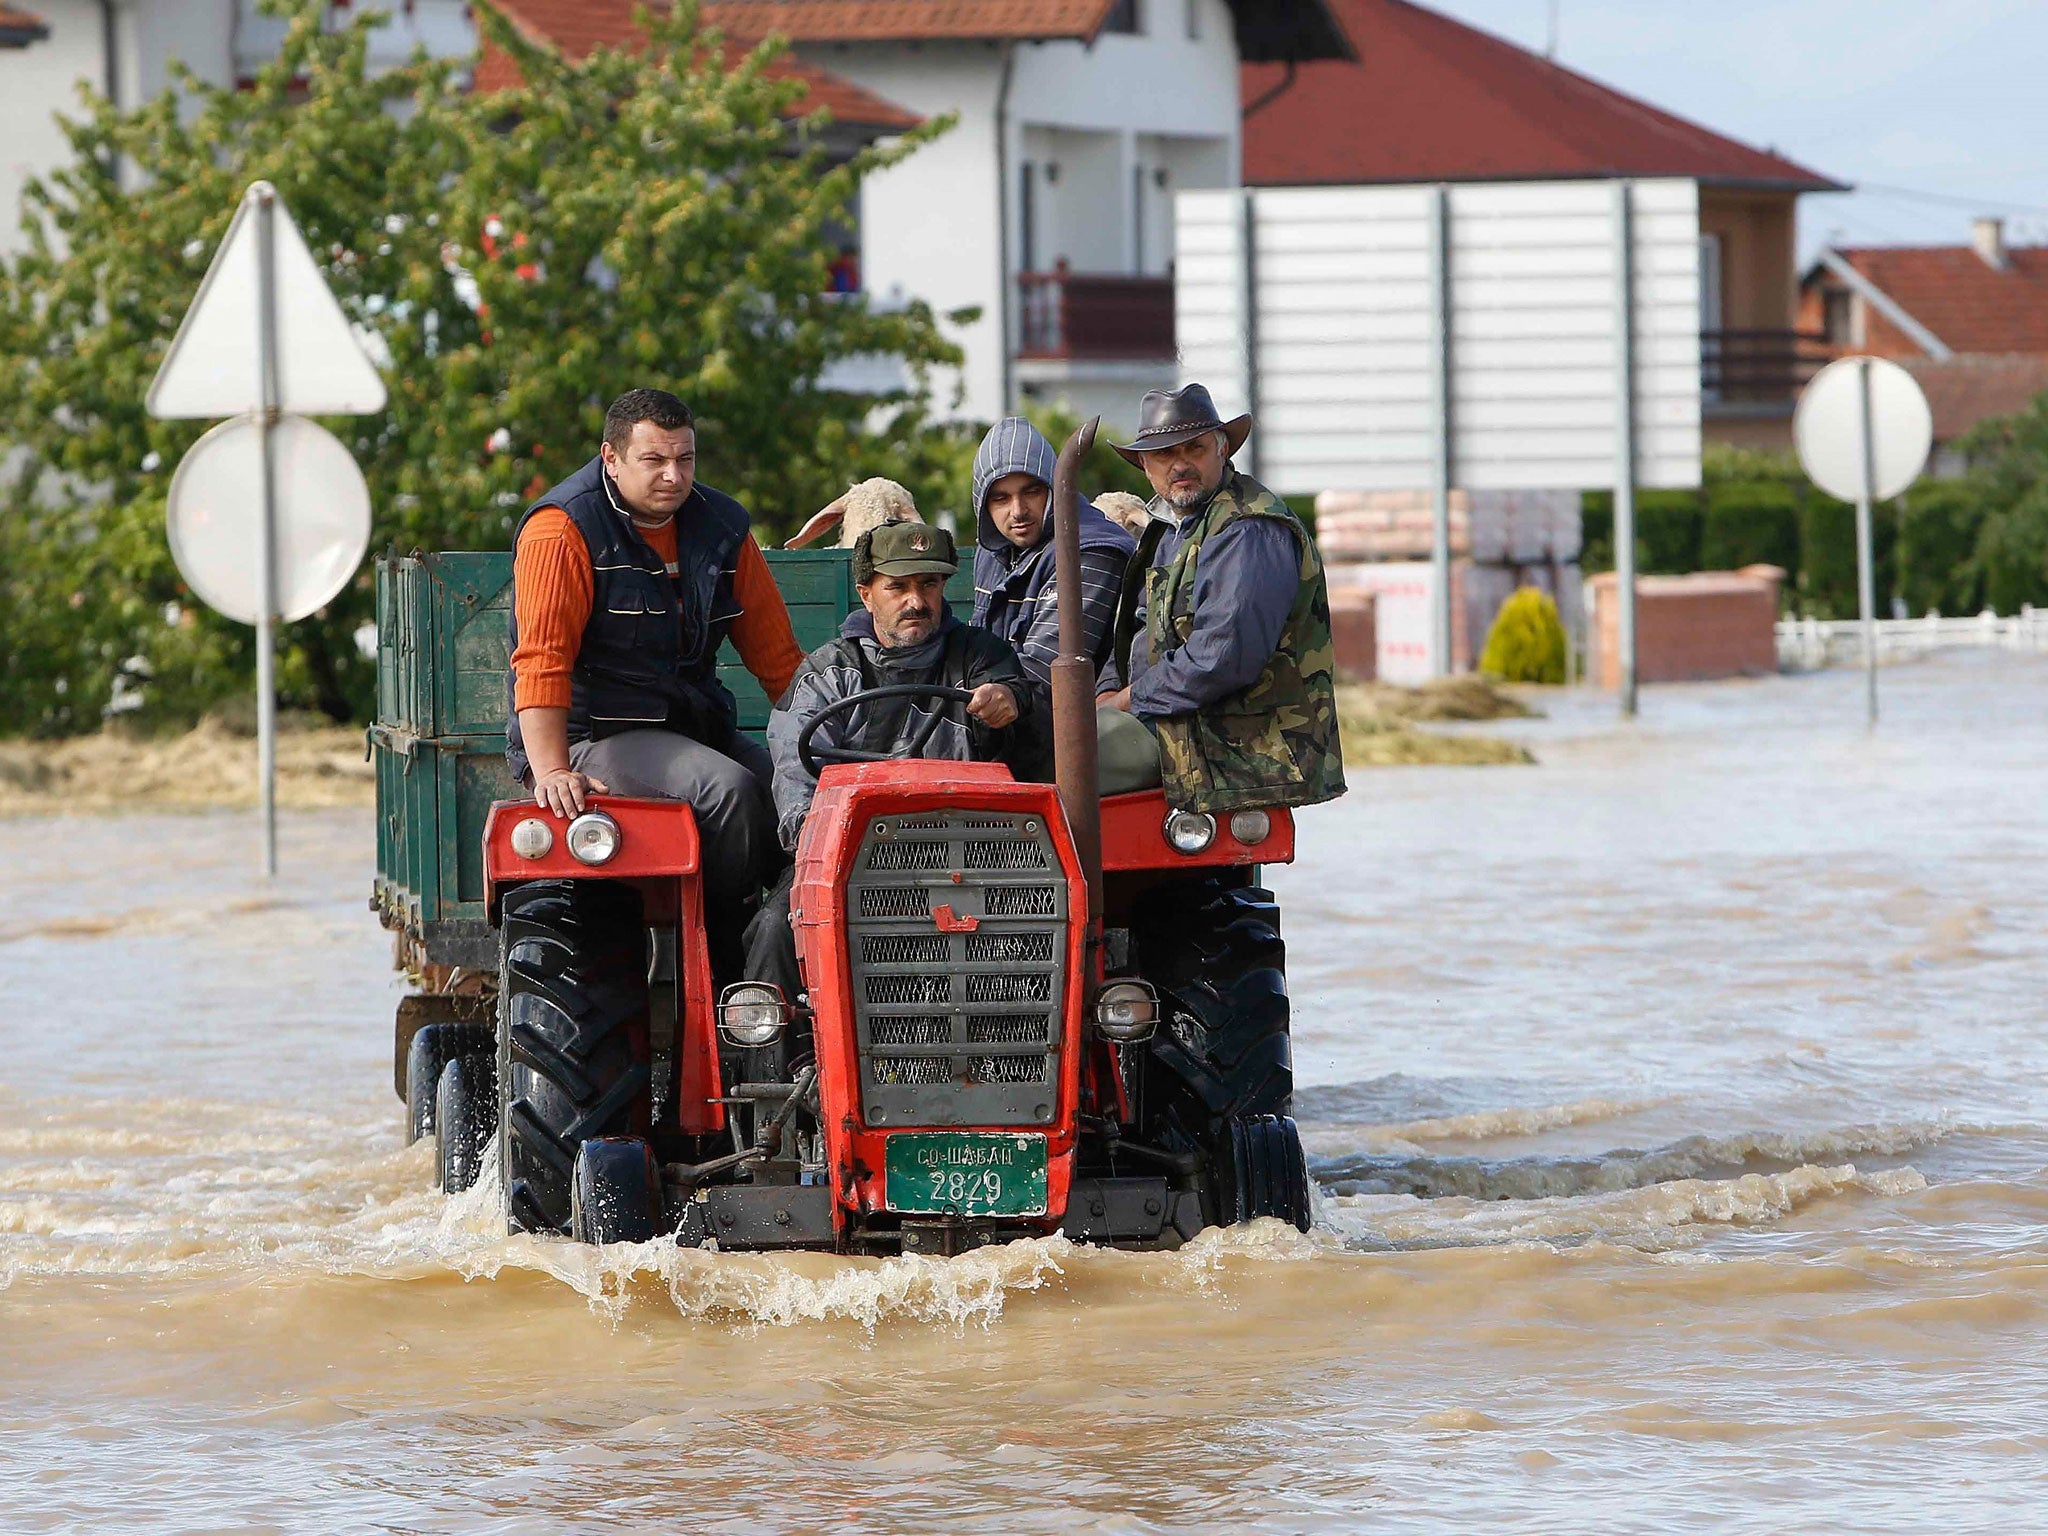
[880,611,934,646]
[1164,476,1219,512]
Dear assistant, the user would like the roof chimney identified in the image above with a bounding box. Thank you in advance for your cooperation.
[1973,216,2008,271]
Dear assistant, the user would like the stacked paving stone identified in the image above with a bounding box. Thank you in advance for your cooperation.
[1314,489,1584,681]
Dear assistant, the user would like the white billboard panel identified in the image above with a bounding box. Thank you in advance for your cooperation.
[1176,179,1702,495]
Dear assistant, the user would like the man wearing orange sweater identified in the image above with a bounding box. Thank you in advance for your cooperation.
[506,388,805,964]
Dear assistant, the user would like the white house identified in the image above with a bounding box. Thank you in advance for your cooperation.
[484,0,1346,429]
[699,0,1352,426]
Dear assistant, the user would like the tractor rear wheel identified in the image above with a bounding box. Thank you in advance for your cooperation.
[1132,878,1293,1141]
[435,1053,494,1194]
[570,1137,664,1245]
[1216,1114,1312,1232]
[496,880,651,1235]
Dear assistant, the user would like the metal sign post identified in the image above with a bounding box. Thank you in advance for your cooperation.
[1611,180,1640,719]
[147,180,387,876]
[1854,359,1880,726]
[1793,354,1933,729]
[1427,183,1454,677]
[253,187,283,875]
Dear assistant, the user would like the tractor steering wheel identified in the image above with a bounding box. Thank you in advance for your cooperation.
[796,683,981,779]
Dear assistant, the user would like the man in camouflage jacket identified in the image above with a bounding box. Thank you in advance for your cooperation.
[1097,384,1346,815]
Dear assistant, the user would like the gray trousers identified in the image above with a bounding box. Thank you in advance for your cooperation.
[568,730,780,963]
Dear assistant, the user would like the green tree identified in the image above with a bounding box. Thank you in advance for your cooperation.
[0,0,959,734]
[1964,391,2048,613]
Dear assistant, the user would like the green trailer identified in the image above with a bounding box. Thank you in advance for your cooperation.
[370,547,974,977]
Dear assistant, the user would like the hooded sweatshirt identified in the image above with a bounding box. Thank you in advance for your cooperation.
[970,417,1135,688]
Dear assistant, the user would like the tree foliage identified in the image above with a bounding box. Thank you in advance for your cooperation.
[0,0,961,733]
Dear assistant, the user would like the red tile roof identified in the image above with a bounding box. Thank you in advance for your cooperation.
[480,0,922,128]
[699,2,1117,43]
[0,5,48,46]
[1243,0,1841,192]
[1902,354,2048,441]
[1835,246,2048,357]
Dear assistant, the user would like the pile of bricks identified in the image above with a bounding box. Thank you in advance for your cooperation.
[1314,488,1584,682]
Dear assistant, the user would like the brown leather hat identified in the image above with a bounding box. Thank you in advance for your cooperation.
[1112,383,1252,468]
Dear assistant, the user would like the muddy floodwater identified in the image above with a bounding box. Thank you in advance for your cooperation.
[6,651,2048,1532]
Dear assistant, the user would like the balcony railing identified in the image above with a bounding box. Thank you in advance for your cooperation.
[1701,329,1831,407]
[1017,269,1175,362]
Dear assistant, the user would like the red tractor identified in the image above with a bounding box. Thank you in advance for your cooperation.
[400,424,1311,1252]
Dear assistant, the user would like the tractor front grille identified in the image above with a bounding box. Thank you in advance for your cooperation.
[844,810,1069,1128]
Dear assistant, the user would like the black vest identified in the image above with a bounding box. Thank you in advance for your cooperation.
[505,456,751,782]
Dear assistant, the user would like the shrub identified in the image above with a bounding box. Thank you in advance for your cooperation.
[1896,480,1988,615]
[1479,587,1567,685]
[1702,479,1800,577]
[1798,489,1896,620]
[1578,488,1702,575]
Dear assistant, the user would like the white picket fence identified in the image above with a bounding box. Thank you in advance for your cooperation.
[1777,607,2048,668]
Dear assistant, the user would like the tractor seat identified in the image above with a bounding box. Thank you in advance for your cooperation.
[1096,706,1163,796]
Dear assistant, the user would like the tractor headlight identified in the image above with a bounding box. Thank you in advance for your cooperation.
[1229,810,1272,846]
[719,982,790,1046]
[1163,809,1217,855]
[1094,980,1159,1043]
[510,817,554,859]
[565,810,620,865]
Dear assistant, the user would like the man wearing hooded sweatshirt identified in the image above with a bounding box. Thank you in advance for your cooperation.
[970,416,1135,688]
[743,522,1049,999]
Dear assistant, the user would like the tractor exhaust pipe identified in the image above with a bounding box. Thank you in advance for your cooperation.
[1050,418,1104,944]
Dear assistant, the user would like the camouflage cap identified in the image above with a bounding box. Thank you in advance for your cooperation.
[855,520,957,582]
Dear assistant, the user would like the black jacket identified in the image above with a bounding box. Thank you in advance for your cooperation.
[765,610,1050,850]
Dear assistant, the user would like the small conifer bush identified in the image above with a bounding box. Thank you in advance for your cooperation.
[1478,587,1567,685]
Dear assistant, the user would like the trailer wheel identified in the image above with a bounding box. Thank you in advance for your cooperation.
[1132,879,1294,1150]
[435,1053,494,1194]
[405,1025,444,1145]
[570,1136,664,1245]
[406,1022,493,1146]
[496,880,650,1235]
[1216,1113,1312,1233]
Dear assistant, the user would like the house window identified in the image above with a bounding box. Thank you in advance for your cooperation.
[1133,164,1145,271]
[1102,0,1139,35]
[1698,232,1723,333]
[1020,161,1037,272]
[1823,289,1852,347]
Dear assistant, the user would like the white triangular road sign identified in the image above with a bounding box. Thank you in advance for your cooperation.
[147,182,388,419]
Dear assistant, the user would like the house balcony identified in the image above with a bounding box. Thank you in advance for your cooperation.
[1017,268,1175,363]
[1701,328,1832,415]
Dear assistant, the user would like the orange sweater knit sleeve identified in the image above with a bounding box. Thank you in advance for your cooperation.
[728,534,806,702]
[509,508,593,713]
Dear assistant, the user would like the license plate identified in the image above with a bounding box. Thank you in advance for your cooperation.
[884,1133,1049,1218]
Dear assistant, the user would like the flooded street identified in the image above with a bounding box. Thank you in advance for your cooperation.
[5,650,2047,1532]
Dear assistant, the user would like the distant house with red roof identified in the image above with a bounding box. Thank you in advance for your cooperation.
[1798,222,2048,470]
[1239,0,1847,452]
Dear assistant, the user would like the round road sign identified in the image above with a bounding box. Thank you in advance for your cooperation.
[1793,355,1934,503]
[166,413,372,624]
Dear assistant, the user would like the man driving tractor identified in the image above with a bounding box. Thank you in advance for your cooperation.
[744,521,1048,999]
[505,387,805,974]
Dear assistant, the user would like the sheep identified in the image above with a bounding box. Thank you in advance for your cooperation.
[785,477,920,549]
